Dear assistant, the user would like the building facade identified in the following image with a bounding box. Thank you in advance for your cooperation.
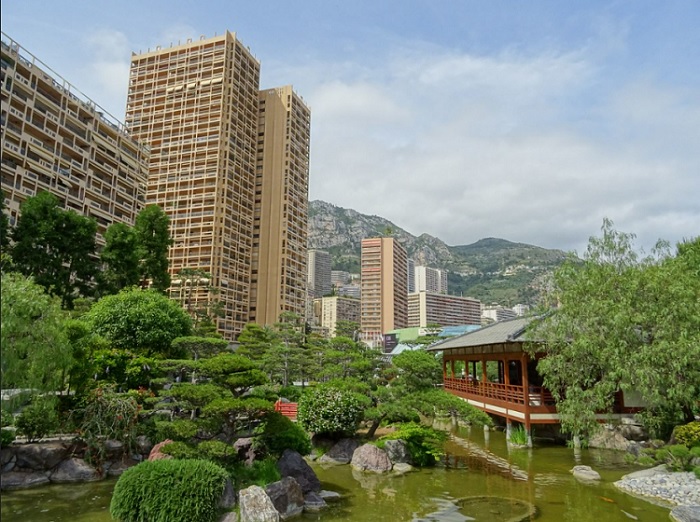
[414,265,448,294]
[250,86,310,326]
[1,33,149,240]
[481,304,518,324]
[307,249,332,299]
[360,237,408,346]
[125,32,309,339]
[407,291,481,328]
[314,295,361,337]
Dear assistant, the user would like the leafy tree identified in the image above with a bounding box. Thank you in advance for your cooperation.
[100,222,140,295]
[0,191,10,267]
[1,272,73,394]
[170,336,229,361]
[335,319,360,339]
[84,287,192,357]
[134,205,172,292]
[528,221,700,439]
[297,383,368,438]
[11,191,98,308]
[198,353,267,397]
[392,349,443,392]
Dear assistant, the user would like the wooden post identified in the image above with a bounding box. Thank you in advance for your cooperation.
[521,353,532,447]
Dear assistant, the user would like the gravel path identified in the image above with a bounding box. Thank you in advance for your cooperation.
[614,465,700,507]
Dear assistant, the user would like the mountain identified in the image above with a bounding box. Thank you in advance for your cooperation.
[308,200,570,307]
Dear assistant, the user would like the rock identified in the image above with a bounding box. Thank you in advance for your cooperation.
[303,491,328,512]
[670,505,700,522]
[383,439,411,464]
[1,448,16,472]
[49,458,100,483]
[319,438,360,464]
[0,471,50,490]
[570,465,601,482]
[619,418,648,441]
[319,490,341,502]
[277,449,321,493]
[392,462,414,474]
[135,435,153,456]
[219,479,236,510]
[588,425,631,452]
[219,513,239,522]
[620,464,668,480]
[148,439,174,461]
[265,476,304,519]
[351,444,392,473]
[239,485,279,522]
[106,457,140,477]
[14,442,69,470]
[103,439,124,458]
[234,437,256,466]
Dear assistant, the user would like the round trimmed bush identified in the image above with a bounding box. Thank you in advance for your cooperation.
[255,411,311,457]
[297,385,365,438]
[110,458,228,522]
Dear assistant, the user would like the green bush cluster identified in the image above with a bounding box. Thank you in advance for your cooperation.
[378,423,448,467]
[674,421,700,448]
[254,411,311,457]
[297,385,365,438]
[110,459,229,522]
[15,397,59,442]
[1,429,15,447]
[654,445,700,472]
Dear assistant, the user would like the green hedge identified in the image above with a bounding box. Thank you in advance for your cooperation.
[110,459,229,522]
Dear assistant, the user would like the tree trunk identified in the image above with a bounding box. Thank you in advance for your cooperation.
[366,414,386,439]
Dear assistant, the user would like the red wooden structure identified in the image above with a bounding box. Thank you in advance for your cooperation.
[274,400,298,421]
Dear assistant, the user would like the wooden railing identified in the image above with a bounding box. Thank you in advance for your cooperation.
[274,400,298,421]
[443,378,555,407]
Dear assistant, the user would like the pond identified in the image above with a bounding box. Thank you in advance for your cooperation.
[1,424,672,521]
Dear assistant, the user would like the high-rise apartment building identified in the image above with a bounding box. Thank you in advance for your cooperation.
[313,295,361,337]
[1,33,148,239]
[407,258,415,293]
[307,249,332,298]
[250,86,310,325]
[407,291,481,328]
[414,265,448,294]
[360,237,408,345]
[125,32,309,339]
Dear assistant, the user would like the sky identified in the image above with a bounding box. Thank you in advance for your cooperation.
[2,1,699,254]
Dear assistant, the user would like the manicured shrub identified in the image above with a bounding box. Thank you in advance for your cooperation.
[155,419,199,442]
[378,423,448,467]
[230,457,281,490]
[655,444,695,471]
[254,411,311,457]
[110,459,228,522]
[297,385,365,438]
[15,397,59,442]
[1,428,15,447]
[159,440,197,460]
[674,421,700,448]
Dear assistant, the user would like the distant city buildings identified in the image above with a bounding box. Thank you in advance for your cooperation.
[360,237,408,347]
[307,249,332,298]
[1,33,149,242]
[313,295,361,337]
[481,304,517,324]
[414,265,448,294]
[408,291,481,328]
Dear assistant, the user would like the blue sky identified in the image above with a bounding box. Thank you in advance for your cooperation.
[2,1,698,253]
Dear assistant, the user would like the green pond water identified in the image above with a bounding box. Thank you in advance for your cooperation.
[1,424,672,521]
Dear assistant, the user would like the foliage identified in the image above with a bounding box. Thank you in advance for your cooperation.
[201,397,273,435]
[10,191,98,308]
[159,440,197,459]
[78,390,140,465]
[91,349,158,390]
[229,457,281,490]
[155,420,199,442]
[1,429,15,447]
[100,223,140,295]
[297,385,365,438]
[527,222,700,439]
[415,389,492,426]
[198,353,267,397]
[674,422,700,448]
[254,411,312,457]
[654,445,700,472]
[14,396,59,442]
[1,272,73,393]
[170,268,224,331]
[378,423,447,467]
[110,458,229,522]
[84,288,192,357]
[134,205,173,292]
[165,384,226,416]
[392,349,443,392]
[170,336,229,360]
[1,408,13,427]
[508,424,529,445]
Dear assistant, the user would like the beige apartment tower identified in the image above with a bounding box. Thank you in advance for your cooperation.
[360,237,408,346]
[1,33,149,239]
[407,291,481,328]
[126,32,310,339]
[250,86,311,325]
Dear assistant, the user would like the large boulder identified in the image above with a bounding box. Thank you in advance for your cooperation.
[570,465,601,482]
[49,458,100,483]
[239,485,279,522]
[303,491,328,512]
[670,506,700,522]
[105,457,140,477]
[319,438,360,465]
[219,478,236,510]
[234,437,256,466]
[588,425,631,451]
[351,444,392,473]
[383,439,411,464]
[0,471,50,490]
[14,442,69,470]
[148,439,174,461]
[277,449,320,493]
[134,435,153,456]
[265,476,305,519]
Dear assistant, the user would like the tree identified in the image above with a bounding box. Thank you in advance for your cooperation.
[100,222,140,295]
[170,268,223,332]
[134,205,172,292]
[392,349,443,392]
[527,220,700,439]
[84,287,192,357]
[1,272,73,394]
[335,320,360,340]
[11,191,98,308]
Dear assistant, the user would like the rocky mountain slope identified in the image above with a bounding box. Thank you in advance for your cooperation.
[308,200,571,306]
